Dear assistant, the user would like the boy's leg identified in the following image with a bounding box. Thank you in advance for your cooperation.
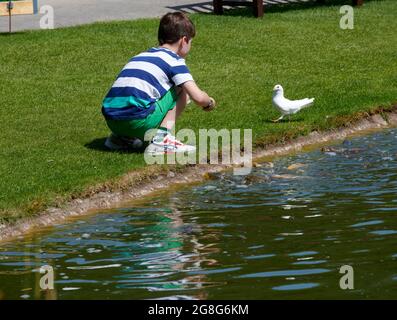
[105,87,192,153]
[147,87,195,154]
[105,86,185,144]
[159,86,189,131]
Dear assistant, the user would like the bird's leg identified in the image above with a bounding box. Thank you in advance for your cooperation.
[272,115,284,123]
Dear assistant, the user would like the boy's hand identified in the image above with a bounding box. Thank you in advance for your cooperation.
[202,97,216,112]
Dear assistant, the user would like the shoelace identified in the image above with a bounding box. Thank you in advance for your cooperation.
[163,135,184,147]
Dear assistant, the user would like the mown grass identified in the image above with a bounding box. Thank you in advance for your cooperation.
[0,0,396,223]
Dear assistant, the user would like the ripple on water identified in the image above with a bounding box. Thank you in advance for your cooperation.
[0,251,65,259]
[67,264,122,270]
[0,261,43,267]
[66,257,127,265]
[243,254,275,260]
[237,268,331,278]
[272,283,320,291]
[116,280,221,291]
[62,287,81,291]
[292,260,327,266]
[56,279,99,284]
[369,230,397,236]
[289,251,318,257]
[350,220,383,228]
[248,245,265,250]
[151,295,197,300]
[186,267,241,275]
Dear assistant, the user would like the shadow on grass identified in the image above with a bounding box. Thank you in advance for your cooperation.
[0,31,28,37]
[168,0,380,18]
[227,0,376,17]
[84,137,145,154]
[166,1,213,14]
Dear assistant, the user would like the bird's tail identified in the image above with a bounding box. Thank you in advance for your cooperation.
[301,98,315,109]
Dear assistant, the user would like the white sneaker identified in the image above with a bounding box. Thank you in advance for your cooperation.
[145,133,196,155]
[104,134,143,151]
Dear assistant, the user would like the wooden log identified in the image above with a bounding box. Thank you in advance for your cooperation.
[353,0,364,6]
[213,0,224,15]
[222,0,253,6]
[253,0,263,17]
[213,0,362,18]
[214,0,264,17]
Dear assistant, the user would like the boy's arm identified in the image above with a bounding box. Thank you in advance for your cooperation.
[182,81,215,110]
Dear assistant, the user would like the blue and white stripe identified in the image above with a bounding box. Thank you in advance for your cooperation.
[108,48,192,102]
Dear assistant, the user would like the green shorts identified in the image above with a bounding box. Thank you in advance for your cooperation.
[106,87,178,140]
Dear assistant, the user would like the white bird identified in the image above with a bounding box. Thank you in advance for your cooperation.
[272,84,314,122]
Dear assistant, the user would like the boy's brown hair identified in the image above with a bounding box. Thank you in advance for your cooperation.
[158,12,196,45]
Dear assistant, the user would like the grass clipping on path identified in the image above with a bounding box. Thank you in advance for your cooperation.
[0,0,396,223]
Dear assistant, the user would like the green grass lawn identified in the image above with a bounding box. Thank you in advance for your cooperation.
[0,0,396,223]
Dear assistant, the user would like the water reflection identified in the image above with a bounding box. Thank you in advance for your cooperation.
[0,201,226,299]
[1,129,397,299]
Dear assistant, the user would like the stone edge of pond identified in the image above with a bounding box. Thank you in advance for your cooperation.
[1,109,397,243]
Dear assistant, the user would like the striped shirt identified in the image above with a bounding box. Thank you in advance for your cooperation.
[102,47,193,120]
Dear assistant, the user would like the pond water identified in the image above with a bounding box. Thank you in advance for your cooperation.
[1,128,397,300]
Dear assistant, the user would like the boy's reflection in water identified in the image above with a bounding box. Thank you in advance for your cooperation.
[24,194,223,300]
[118,196,222,300]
